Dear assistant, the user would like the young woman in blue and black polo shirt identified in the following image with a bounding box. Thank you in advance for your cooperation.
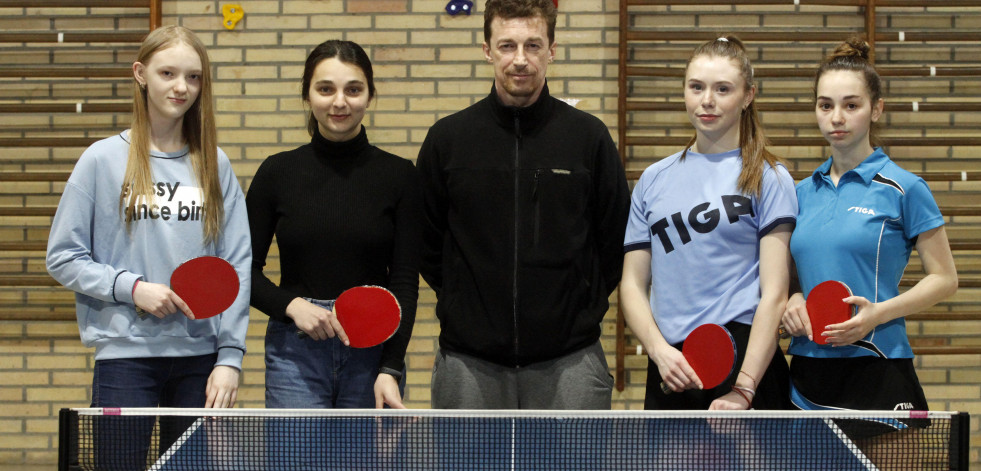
[782,38,958,425]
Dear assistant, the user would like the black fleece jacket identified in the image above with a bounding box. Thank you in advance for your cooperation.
[417,83,630,367]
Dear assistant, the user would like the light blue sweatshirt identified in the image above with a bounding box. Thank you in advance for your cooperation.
[46,131,251,370]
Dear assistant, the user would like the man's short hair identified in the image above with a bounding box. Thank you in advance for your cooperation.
[483,0,557,45]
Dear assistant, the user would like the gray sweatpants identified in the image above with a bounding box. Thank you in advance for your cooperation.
[431,340,613,409]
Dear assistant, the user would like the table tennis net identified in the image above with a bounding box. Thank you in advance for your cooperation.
[59,408,969,470]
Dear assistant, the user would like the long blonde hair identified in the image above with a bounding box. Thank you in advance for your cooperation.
[682,35,782,197]
[122,25,223,245]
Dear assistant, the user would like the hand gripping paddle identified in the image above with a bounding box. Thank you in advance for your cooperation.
[336,286,401,348]
[297,286,402,348]
[169,256,239,319]
[660,323,736,394]
[805,280,855,346]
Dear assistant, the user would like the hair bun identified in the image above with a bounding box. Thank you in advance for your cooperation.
[832,36,871,60]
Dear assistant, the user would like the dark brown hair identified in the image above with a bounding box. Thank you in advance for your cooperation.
[301,40,376,137]
[814,37,882,147]
[483,0,557,45]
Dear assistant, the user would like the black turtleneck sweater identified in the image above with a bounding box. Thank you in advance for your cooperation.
[246,126,421,377]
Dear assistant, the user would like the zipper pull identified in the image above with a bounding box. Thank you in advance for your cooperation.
[532,169,541,199]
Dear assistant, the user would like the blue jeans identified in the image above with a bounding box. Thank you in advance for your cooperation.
[91,354,216,470]
[264,298,395,408]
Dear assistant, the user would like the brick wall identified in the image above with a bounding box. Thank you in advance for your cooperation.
[0,0,978,467]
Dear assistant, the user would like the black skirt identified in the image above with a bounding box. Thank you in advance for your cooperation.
[644,321,792,410]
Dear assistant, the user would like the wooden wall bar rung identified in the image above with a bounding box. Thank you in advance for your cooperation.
[0,0,150,6]
[628,31,856,43]
[0,207,56,217]
[0,241,47,251]
[626,66,981,79]
[0,172,71,182]
[876,0,981,4]
[624,344,981,356]
[0,137,99,147]
[624,170,981,182]
[0,310,74,322]
[0,158,84,166]
[0,32,146,44]
[627,31,981,43]
[933,207,981,217]
[910,312,981,321]
[789,171,981,183]
[627,101,981,113]
[0,276,58,286]
[627,0,981,5]
[878,67,981,78]
[625,136,981,147]
[627,0,868,4]
[903,277,981,288]
[913,347,981,355]
[0,68,130,78]
[0,103,130,113]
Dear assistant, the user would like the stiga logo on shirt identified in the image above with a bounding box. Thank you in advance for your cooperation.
[649,195,754,254]
[848,206,876,216]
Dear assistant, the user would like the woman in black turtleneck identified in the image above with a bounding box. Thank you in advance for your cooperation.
[246,40,421,409]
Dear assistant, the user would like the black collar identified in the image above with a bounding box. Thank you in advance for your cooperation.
[488,81,555,136]
[311,125,370,160]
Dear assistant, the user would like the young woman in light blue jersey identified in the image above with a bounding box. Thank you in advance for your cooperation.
[46,26,251,465]
[781,38,957,423]
[621,36,797,410]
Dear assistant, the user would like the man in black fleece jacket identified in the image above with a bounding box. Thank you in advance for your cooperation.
[417,0,630,409]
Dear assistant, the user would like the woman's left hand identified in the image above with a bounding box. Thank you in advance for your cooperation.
[709,390,751,410]
[205,365,240,408]
[374,373,405,409]
[820,295,879,346]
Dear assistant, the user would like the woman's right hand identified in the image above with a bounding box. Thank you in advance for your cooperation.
[651,343,701,393]
[286,298,349,345]
[781,292,811,340]
[133,281,194,319]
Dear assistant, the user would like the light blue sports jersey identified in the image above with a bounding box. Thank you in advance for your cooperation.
[788,148,944,359]
[623,148,798,345]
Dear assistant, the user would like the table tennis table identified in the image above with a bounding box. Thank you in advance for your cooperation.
[59,408,970,470]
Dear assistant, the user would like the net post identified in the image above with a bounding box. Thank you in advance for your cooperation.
[951,411,970,470]
[57,408,79,471]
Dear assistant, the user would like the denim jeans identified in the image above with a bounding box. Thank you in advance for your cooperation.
[90,354,216,470]
[264,298,390,409]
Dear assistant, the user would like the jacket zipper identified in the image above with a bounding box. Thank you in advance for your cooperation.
[512,111,521,366]
[533,169,541,247]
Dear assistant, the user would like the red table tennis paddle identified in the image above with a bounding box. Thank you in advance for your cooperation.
[169,256,239,319]
[805,280,855,346]
[660,323,736,394]
[297,286,401,348]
